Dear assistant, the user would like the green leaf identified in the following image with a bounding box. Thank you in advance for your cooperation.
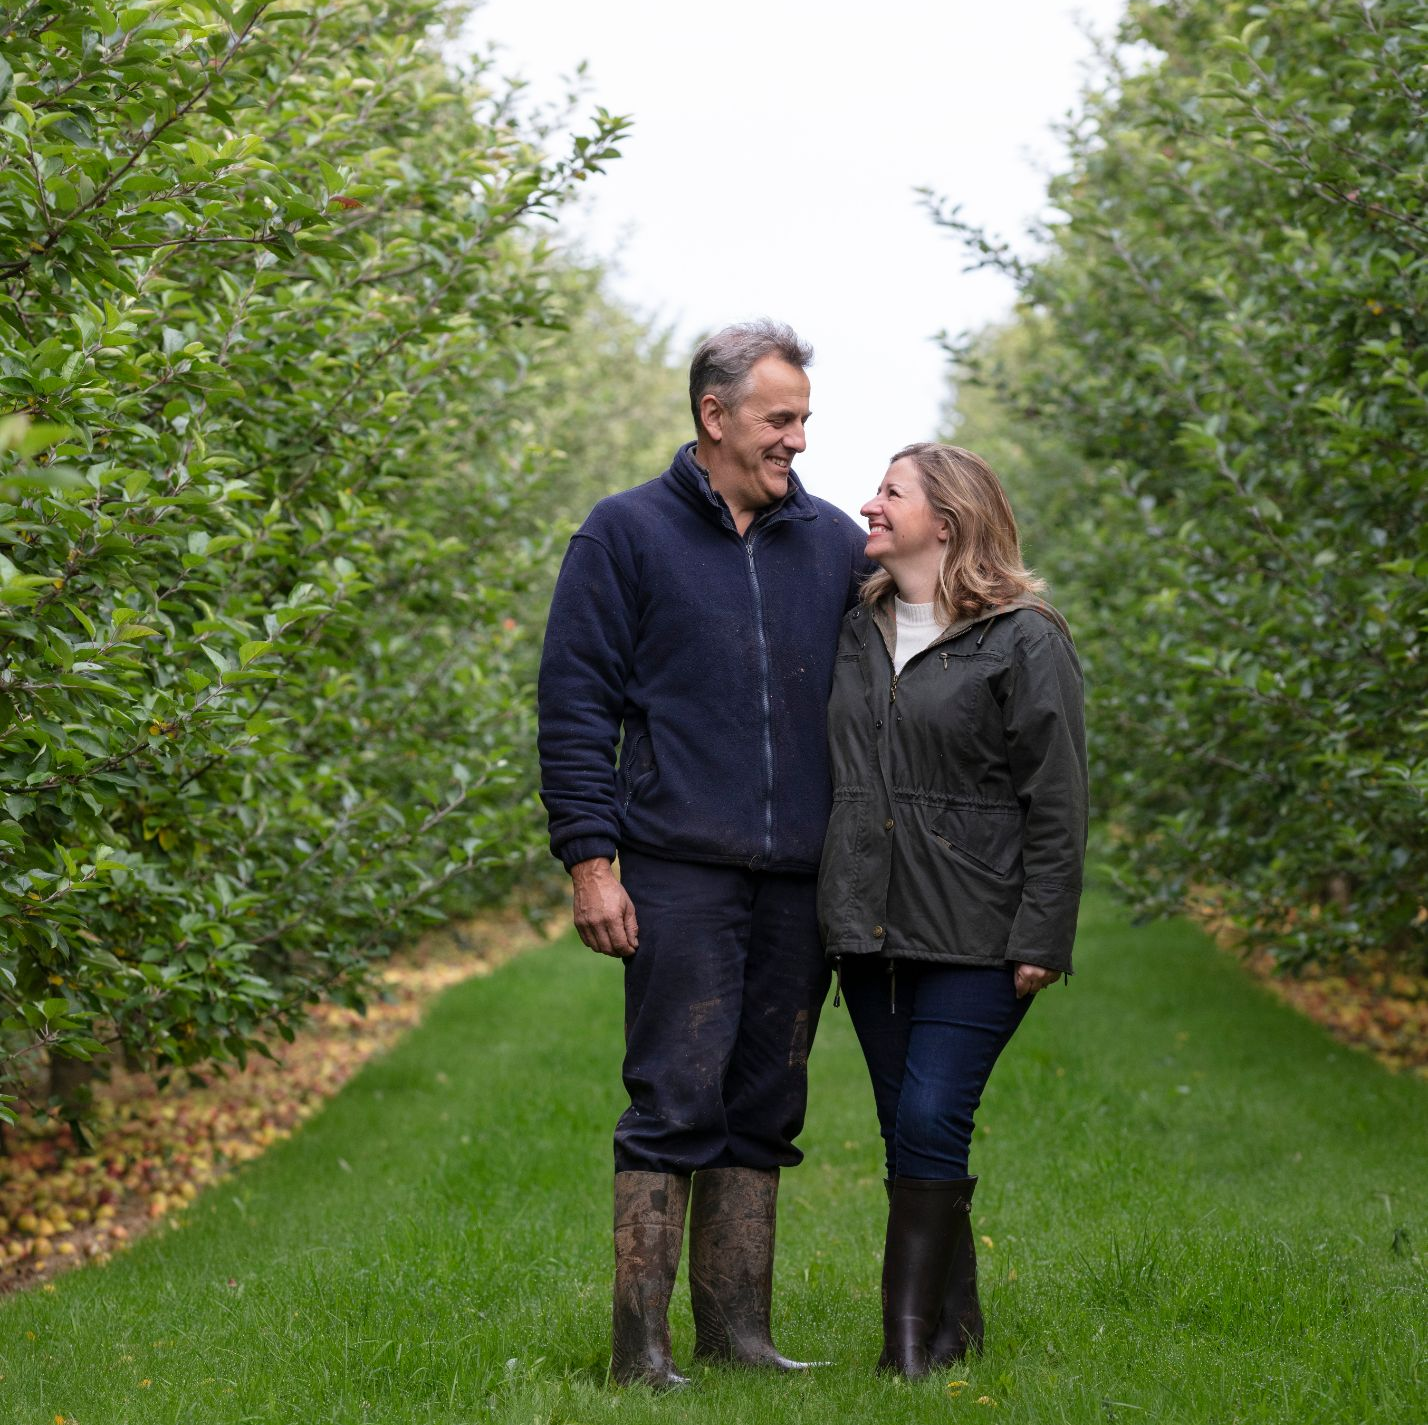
[0,417,71,457]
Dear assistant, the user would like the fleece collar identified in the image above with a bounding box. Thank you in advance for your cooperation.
[663,442,819,535]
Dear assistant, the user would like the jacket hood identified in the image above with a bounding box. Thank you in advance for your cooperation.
[664,441,818,532]
[870,593,1073,661]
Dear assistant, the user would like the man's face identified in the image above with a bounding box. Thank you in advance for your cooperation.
[703,356,811,516]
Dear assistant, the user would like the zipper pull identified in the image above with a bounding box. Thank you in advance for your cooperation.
[889,674,899,703]
[941,651,950,669]
[833,955,843,1008]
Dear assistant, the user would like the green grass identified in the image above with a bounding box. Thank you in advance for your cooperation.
[2,891,1425,1424]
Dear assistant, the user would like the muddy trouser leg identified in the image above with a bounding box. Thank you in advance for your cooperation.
[612,856,826,1370]
[608,851,757,1386]
[719,868,829,1170]
[613,849,755,1176]
[687,870,827,1368]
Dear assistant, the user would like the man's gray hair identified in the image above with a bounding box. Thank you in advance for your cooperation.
[689,320,813,437]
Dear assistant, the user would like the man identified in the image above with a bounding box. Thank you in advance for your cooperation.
[537,320,867,1389]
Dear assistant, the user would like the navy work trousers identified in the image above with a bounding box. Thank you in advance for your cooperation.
[614,848,830,1175]
[840,956,1032,1180]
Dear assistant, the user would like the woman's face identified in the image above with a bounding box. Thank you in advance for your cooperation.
[861,458,948,570]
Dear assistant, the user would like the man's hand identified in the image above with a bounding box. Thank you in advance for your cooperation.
[570,857,639,958]
[1013,962,1060,998]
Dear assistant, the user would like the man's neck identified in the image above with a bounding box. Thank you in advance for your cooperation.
[692,440,762,535]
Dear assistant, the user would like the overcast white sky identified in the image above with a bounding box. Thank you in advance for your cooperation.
[457,1,1127,520]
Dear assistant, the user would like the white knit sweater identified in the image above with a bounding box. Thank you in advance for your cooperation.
[892,597,947,675]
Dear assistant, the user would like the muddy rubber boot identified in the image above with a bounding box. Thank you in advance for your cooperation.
[926,1176,982,1366]
[611,1171,691,1389]
[688,1166,815,1370]
[878,1177,966,1379]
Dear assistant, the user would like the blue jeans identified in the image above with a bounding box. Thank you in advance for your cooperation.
[839,956,1032,1179]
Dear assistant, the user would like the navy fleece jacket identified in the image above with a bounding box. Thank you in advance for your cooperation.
[538,442,869,874]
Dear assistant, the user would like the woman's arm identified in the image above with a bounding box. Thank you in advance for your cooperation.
[1001,623,1090,975]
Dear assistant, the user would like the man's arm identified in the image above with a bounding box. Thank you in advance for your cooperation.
[537,528,642,956]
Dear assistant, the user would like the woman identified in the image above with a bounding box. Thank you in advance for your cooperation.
[818,442,1088,1379]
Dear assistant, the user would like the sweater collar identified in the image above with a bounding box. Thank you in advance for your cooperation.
[664,441,818,533]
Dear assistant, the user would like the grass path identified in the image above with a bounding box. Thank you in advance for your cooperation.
[2,892,1425,1424]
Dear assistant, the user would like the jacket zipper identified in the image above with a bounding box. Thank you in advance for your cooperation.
[620,734,646,814]
[744,531,775,863]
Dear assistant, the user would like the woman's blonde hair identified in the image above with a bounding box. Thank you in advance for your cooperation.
[860,442,1046,621]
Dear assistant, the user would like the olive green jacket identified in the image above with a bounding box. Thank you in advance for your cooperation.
[816,596,1088,973]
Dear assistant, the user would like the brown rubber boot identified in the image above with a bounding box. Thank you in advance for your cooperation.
[926,1176,982,1365]
[611,1171,691,1389]
[688,1166,815,1370]
[878,1177,966,1379]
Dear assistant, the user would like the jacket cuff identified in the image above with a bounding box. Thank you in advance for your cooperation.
[557,836,619,873]
[1007,953,1074,978]
[1007,883,1081,973]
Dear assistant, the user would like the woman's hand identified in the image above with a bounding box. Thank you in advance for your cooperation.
[1012,962,1060,998]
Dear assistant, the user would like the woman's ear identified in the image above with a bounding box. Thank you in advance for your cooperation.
[937,519,951,543]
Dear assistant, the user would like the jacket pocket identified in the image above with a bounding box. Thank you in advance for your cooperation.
[817,791,869,939]
[930,804,1022,878]
[618,731,657,813]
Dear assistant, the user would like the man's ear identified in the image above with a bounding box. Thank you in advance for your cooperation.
[699,392,725,442]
